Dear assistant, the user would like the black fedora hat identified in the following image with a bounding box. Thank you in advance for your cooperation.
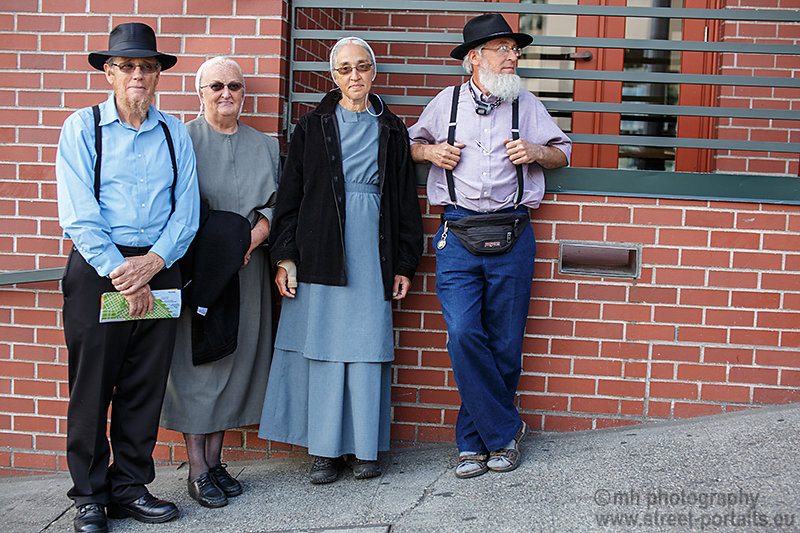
[450,14,533,60]
[88,22,177,71]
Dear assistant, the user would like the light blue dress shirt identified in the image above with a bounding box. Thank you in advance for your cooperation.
[56,94,200,277]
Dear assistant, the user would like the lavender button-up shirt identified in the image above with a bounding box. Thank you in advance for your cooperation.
[408,81,571,212]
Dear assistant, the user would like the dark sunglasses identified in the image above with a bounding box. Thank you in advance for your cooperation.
[200,82,244,92]
[332,62,373,75]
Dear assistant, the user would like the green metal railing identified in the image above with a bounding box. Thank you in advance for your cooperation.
[0,268,63,286]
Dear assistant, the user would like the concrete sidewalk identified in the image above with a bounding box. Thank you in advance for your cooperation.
[3,403,799,533]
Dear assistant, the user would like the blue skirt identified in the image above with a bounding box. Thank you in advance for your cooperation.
[258,351,391,459]
[259,183,393,459]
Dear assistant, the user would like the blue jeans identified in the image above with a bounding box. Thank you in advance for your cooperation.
[435,205,536,453]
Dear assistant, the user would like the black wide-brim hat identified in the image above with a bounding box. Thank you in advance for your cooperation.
[450,13,534,60]
[88,22,177,71]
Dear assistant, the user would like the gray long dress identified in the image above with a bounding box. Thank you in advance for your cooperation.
[160,116,279,434]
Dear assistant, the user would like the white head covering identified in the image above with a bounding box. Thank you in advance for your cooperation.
[329,36,378,83]
[195,56,246,118]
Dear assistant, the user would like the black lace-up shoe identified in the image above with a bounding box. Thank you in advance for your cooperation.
[208,463,243,497]
[187,472,227,508]
[74,503,107,533]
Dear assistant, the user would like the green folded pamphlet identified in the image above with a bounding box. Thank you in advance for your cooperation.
[99,289,181,322]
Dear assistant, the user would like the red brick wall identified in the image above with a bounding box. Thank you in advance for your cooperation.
[1,2,799,476]
[715,0,800,176]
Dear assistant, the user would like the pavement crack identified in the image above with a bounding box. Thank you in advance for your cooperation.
[39,503,74,533]
[391,467,448,523]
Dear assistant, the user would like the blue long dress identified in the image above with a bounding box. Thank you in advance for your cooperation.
[258,104,392,460]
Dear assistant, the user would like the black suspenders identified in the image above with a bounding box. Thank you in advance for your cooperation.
[445,85,460,205]
[91,104,178,216]
[92,105,103,202]
[444,85,525,208]
[160,120,178,216]
[510,97,523,207]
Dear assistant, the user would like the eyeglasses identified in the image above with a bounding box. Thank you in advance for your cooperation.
[332,62,373,75]
[482,46,523,57]
[200,82,244,92]
[111,62,160,74]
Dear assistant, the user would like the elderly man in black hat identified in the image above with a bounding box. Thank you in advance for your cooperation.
[408,14,571,479]
[55,22,199,532]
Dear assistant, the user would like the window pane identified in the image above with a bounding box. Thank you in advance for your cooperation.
[619,0,683,170]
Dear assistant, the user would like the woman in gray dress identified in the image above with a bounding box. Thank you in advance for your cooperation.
[258,37,423,484]
[160,57,279,507]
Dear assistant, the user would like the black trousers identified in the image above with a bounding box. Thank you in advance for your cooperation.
[62,247,180,506]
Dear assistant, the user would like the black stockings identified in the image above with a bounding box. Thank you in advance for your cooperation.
[183,431,225,481]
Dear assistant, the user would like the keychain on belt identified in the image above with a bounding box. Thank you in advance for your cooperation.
[437,221,449,250]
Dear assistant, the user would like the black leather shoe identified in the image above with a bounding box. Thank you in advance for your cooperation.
[309,456,342,484]
[187,472,228,508]
[74,503,107,533]
[208,463,243,497]
[107,492,179,523]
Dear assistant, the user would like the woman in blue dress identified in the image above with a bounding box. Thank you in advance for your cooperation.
[258,37,424,484]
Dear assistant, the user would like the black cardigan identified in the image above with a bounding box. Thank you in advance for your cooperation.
[268,90,424,300]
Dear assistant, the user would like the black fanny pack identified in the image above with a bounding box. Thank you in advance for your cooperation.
[441,212,529,255]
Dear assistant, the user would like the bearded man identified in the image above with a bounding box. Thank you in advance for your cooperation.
[408,13,571,479]
[55,22,198,532]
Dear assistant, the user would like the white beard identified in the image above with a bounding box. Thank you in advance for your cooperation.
[478,64,522,101]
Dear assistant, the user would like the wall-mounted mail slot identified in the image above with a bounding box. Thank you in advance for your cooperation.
[559,242,640,278]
